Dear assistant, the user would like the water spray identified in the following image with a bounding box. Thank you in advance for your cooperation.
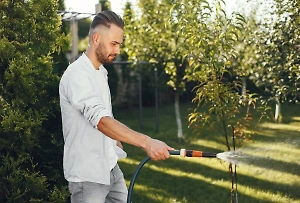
[127,149,218,203]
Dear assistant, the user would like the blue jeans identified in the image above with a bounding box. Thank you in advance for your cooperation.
[69,164,128,203]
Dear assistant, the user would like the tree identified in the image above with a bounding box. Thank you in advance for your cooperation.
[99,0,111,11]
[175,0,246,146]
[0,0,69,201]
[123,0,189,142]
[53,0,70,76]
[228,6,260,100]
[78,18,92,40]
[248,0,300,122]
[171,0,265,201]
[111,2,139,108]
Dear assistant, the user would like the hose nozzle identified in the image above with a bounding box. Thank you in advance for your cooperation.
[180,149,217,158]
[168,149,217,158]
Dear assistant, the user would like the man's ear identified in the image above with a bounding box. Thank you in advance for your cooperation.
[92,32,100,45]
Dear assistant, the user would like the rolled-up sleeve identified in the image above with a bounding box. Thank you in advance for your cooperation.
[65,71,111,127]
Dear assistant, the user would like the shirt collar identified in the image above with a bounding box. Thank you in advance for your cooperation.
[81,52,108,75]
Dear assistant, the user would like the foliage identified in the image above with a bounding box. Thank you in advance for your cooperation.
[52,0,70,76]
[248,0,300,104]
[170,1,270,201]
[99,0,111,11]
[173,0,248,146]
[0,0,69,201]
[123,0,193,141]
[123,0,188,93]
[77,18,91,53]
[124,0,171,63]
[77,18,92,40]
[122,0,191,94]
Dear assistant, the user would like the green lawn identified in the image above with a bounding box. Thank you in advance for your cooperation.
[114,102,300,203]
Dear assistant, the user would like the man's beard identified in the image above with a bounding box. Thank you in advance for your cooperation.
[95,42,116,64]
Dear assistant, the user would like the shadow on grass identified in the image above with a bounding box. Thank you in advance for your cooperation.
[255,126,300,143]
[120,161,277,203]
[116,102,300,202]
[188,138,300,177]
[236,147,300,174]
[184,121,300,174]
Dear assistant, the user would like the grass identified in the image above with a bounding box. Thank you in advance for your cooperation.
[114,102,300,203]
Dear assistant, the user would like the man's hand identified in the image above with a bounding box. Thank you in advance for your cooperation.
[144,138,174,161]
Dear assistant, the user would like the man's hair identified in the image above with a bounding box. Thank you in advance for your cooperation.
[90,10,124,30]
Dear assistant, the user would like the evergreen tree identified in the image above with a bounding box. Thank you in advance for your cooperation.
[0,0,69,201]
[53,0,70,76]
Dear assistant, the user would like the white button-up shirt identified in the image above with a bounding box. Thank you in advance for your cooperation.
[59,53,125,185]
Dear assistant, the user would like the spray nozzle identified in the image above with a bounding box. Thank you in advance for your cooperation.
[169,149,217,158]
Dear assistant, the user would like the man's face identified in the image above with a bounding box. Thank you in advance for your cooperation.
[95,24,123,64]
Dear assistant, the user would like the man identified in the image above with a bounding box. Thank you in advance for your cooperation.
[59,10,173,203]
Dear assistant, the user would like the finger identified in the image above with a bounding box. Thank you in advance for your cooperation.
[164,151,170,159]
[167,145,175,151]
[158,148,169,159]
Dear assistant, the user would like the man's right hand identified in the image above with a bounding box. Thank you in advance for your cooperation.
[144,138,174,161]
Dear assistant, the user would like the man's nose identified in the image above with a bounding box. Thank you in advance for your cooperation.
[115,45,120,55]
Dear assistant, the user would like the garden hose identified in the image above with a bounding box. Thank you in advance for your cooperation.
[126,149,217,203]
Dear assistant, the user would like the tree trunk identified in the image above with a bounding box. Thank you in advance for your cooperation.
[274,97,281,123]
[241,76,247,101]
[175,92,183,143]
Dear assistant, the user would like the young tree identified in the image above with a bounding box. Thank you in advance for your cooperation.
[172,0,262,201]
[0,0,69,201]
